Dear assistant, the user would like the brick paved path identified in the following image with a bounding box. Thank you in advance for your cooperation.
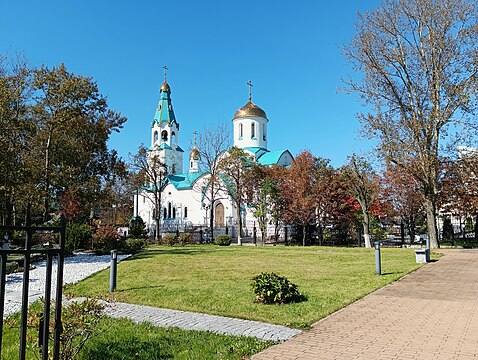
[70,298,301,341]
[253,250,478,359]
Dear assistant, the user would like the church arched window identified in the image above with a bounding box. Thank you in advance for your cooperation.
[172,164,176,174]
[239,123,243,138]
[168,202,172,218]
[173,207,176,219]
[163,208,167,219]
[171,131,176,144]
[154,131,158,143]
[161,130,168,142]
[184,207,188,218]
[251,123,255,139]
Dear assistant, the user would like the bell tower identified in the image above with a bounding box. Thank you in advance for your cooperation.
[150,66,184,174]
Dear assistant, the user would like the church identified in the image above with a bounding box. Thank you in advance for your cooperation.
[133,75,293,240]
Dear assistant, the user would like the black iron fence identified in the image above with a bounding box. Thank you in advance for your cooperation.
[0,222,66,360]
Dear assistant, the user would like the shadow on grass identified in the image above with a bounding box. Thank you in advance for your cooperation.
[119,284,166,292]
[129,247,219,260]
[82,338,174,359]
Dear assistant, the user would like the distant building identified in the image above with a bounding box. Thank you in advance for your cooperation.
[133,77,293,239]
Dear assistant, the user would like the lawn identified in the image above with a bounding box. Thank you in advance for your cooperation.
[2,310,274,360]
[66,245,425,329]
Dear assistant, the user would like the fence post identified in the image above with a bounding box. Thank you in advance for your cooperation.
[110,250,117,292]
[374,241,381,275]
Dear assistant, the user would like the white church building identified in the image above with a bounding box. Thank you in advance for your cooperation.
[133,76,293,239]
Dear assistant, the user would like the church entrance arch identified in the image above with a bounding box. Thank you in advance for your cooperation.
[215,203,224,228]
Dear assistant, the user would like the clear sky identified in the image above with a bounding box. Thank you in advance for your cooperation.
[0,0,380,168]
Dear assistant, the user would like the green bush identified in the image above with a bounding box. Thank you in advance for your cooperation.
[66,223,92,251]
[6,262,18,274]
[251,272,306,304]
[125,238,147,252]
[129,216,148,239]
[442,217,454,242]
[93,226,125,253]
[162,233,178,246]
[464,217,474,232]
[214,234,231,246]
[178,232,195,245]
[27,298,104,360]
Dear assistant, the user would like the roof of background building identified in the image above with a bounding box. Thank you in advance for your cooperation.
[167,172,203,190]
[257,150,291,165]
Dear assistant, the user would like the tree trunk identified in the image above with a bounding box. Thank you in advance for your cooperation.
[474,215,478,242]
[302,224,306,246]
[236,203,242,245]
[209,206,214,243]
[363,211,371,248]
[155,217,160,243]
[43,132,52,223]
[424,198,439,248]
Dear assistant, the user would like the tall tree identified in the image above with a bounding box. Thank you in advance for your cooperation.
[32,63,126,222]
[130,145,167,242]
[192,122,231,239]
[281,150,318,246]
[219,146,253,245]
[341,154,379,248]
[0,56,36,225]
[344,0,478,248]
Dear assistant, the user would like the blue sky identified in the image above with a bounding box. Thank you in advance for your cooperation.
[1,0,380,168]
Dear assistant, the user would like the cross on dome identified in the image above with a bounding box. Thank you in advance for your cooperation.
[247,80,253,101]
[163,65,168,82]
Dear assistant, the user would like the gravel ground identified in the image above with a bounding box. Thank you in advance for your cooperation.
[3,253,130,318]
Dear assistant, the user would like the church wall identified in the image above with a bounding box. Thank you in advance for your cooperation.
[233,116,268,149]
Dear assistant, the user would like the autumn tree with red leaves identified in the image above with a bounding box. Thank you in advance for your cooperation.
[280,150,318,246]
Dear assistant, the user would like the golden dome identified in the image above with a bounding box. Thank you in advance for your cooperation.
[160,81,171,93]
[233,100,267,119]
[190,147,200,160]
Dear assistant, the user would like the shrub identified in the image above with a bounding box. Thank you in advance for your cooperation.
[6,262,18,274]
[162,233,178,246]
[214,234,231,246]
[251,272,306,304]
[125,238,147,252]
[93,226,125,253]
[66,223,92,251]
[26,298,104,360]
[129,216,148,239]
[178,232,195,245]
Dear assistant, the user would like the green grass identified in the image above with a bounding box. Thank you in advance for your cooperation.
[1,311,274,360]
[66,245,426,329]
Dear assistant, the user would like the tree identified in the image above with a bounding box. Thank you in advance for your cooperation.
[281,150,318,246]
[0,56,36,225]
[129,215,148,239]
[382,163,425,243]
[219,146,253,245]
[246,164,278,244]
[344,0,478,248]
[192,122,231,239]
[130,145,167,242]
[32,63,126,222]
[341,154,379,248]
[440,150,478,240]
[267,165,288,243]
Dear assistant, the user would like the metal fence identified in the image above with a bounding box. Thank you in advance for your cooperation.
[0,222,66,360]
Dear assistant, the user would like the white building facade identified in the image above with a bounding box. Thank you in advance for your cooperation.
[134,79,293,239]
